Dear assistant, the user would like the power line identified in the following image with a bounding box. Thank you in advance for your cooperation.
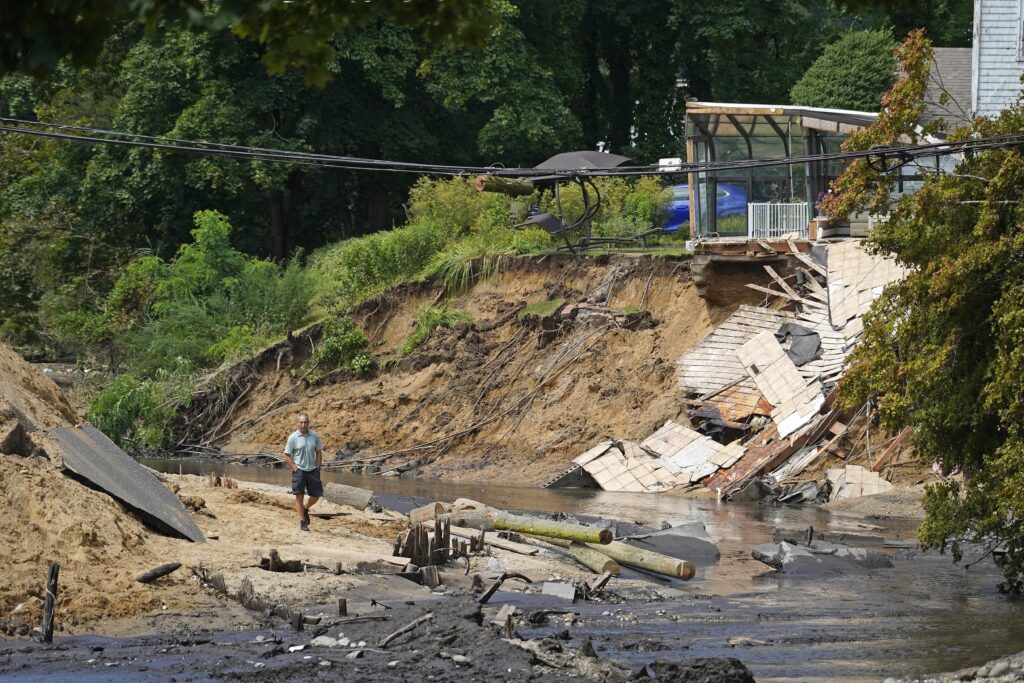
[2,116,1024,179]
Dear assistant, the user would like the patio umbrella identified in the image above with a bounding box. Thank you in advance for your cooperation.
[535,150,632,171]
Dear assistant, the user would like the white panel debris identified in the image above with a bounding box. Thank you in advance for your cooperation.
[677,305,794,396]
[571,440,677,493]
[827,241,907,327]
[827,465,894,501]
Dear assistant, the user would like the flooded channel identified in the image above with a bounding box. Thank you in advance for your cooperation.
[145,458,1024,682]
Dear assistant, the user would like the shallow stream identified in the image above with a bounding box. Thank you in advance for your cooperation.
[144,458,1024,682]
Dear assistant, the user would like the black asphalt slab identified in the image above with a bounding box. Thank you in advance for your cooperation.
[49,425,205,542]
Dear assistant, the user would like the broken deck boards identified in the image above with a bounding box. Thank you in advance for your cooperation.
[677,305,794,396]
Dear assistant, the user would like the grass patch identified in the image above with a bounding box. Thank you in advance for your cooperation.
[401,305,471,356]
[518,298,565,321]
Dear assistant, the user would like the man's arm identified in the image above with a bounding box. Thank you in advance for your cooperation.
[283,436,297,471]
[315,434,323,469]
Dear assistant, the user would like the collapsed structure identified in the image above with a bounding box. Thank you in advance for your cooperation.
[544,239,905,501]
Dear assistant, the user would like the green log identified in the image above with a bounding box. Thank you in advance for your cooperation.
[452,499,611,544]
[583,540,696,580]
[565,542,620,575]
[492,510,612,545]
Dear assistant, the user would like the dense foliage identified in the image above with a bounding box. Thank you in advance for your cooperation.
[831,33,1024,589]
[0,3,980,450]
[790,29,897,111]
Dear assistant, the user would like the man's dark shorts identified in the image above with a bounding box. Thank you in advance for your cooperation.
[291,467,323,497]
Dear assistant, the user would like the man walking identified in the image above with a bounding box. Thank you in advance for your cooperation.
[283,412,323,531]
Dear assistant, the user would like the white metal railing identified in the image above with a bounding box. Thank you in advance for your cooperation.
[747,202,810,239]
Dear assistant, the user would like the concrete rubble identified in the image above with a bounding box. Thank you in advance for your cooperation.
[545,239,908,502]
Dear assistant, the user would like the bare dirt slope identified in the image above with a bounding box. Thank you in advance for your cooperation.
[220,255,754,484]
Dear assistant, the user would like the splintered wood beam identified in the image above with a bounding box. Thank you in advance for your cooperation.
[763,265,802,300]
[793,252,827,277]
[746,283,795,300]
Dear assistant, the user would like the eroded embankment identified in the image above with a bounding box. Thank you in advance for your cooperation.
[205,254,762,484]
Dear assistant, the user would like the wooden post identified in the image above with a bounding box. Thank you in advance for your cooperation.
[338,598,348,616]
[40,562,59,643]
[135,562,182,584]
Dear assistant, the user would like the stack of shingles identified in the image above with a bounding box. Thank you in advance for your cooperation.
[640,421,744,485]
[567,421,745,493]
[676,304,794,421]
[571,440,677,493]
[736,331,825,439]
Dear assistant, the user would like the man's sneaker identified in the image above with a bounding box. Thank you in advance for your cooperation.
[300,519,310,532]
[302,507,311,526]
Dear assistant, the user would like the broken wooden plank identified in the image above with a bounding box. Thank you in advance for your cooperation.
[763,265,802,301]
[871,426,912,472]
[793,252,827,277]
[746,283,797,300]
[448,526,539,555]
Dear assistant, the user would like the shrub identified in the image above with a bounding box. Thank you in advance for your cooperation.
[87,361,195,450]
[401,305,471,356]
[790,29,897,111]
[301,316,373,383]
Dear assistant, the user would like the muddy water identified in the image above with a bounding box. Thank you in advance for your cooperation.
[145,458,1024,682]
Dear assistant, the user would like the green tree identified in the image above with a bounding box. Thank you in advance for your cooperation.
[790,29,897,111]
[832,31,1024,590]
[0,0,499,85]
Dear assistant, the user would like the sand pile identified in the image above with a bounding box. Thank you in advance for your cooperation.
[0,343,165,632]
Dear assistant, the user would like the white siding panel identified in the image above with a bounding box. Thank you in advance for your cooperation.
[975,0,1024,117]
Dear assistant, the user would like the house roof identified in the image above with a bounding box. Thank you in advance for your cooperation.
[922,47,973,131]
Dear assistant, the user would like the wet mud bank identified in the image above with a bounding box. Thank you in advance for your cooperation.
[27,459,1015,683]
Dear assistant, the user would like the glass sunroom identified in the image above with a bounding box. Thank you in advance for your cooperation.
[684,102,879,239]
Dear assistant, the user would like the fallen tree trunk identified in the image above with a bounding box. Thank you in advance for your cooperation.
[529,537,620,575]
[322,483,373,510]
[409,502,445,525]
[451,499,610,544]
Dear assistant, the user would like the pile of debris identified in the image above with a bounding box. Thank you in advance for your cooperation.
[545,240,908,502]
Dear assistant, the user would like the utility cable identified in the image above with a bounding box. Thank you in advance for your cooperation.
[3,116,1024,179]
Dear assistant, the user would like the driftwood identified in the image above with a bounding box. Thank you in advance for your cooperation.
[564,542,620,575]
[261,549,303,573]
[409,502,446,525]
[322,482,373,510]
[440,509,496,532]
[135,562,183,584]
[40,563,59,643]
[378,612,434,648]
[479,571,532,605]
